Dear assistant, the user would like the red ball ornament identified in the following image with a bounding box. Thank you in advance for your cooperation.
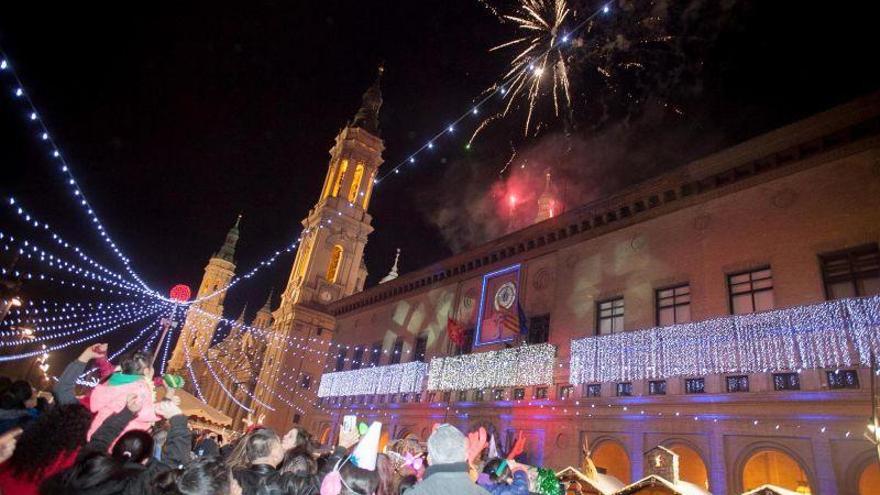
[169,284,191,302]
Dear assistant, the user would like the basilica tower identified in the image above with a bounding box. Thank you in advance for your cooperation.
[168,215,241,371]
[275,67,383,321]
[254,69,384,431]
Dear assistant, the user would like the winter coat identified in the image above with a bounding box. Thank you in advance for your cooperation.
[478,470,530,495]
[405,462,491,495]
[234,463,277,495]
[87,375,159,443]
[0,449,78,495]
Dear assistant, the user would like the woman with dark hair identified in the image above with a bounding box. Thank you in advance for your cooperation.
[41,391,192,495]
[0,403,93,495]
[256,471,319,495]
[338,463,379,495]
[278,452,317,476]
[374,453,397,495]
[281,426,315,456]
[0,379,37,433]
[176,458,242,495]
[396,475,417,495]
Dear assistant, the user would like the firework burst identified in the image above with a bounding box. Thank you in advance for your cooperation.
[475,0,683,148]
[482,0,572,138]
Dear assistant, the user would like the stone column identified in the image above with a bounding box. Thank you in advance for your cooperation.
[811,435,838,495]
[628,430,644,482]
[708,431,728,495]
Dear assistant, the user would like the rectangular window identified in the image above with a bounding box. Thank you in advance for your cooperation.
[453,328,475,356]
[370,342,383,366]
[597,298,625,334]
[685,378,705,394]
[334,349,347,372]
[726,375,749,393]
[648,380,666,395]
[820,244,880,299]
[400,394,409,403]
[300,374,312,390]
[616,382,632,397]
[585,384,601,397]
[293,413,301,424]
[378,395,385,404]
[414,393,421,403]
[458,390,468,402]
[728,267,774,314]
[350,347,364,370]
[827,370,860,389]
[535,387,548,399]
[389,394,397,403]
[513,388,525,400]
[413,335,428,362]
[773,373,800,391]
[558,385,573,400]
[427,392,436,403]
[442,391,452,403]
[474,389,485,402]
[527,314,551,344]
[317,398,324,406]
[366,395,373,404]
[493,389,505,401]
[390,338,404,364]
[656,284,691,326]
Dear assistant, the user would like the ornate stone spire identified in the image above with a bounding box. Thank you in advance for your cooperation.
[259,289,273,313]
[214,214,241,263]
[379,248,401,284]
[351,65,384,135]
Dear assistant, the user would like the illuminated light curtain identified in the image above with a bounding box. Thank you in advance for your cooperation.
[331,159,349,197]
[317,362,428,397]
[427,343,556,391]
[569,295,880,384]
[347,162,365,203]
[326,245,344,283]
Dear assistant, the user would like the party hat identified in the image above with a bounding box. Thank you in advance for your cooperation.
[351,421,382,471]
[488,434,499,458]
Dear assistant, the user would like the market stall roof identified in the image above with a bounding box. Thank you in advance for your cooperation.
[556,466,625,495]
[740,484,803,495]
[614,474,712,495]
[158,388,233,426]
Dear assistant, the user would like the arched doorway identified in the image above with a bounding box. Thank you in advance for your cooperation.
[592,440,631,484]
[667,442,709,489]
[859,461,880,495]
[742,449,811,493]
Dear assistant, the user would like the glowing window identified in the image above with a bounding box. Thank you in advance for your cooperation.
[331,159,348,198]
[362,173,374,209]
[348,162,365,203]
[326,245,343,283]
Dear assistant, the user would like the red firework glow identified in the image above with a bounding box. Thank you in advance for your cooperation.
[492,168,562,232]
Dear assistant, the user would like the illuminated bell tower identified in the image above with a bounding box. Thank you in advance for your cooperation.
[255,68,384,432]
[276,67,383,316]
[534,168,557,223]
[168,215,241,371]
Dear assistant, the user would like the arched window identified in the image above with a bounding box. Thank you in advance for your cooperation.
[742,449,811,493]
[859,461,880,495]
[592,440,631,484]
[348,162,365,203]
[667,443,709,489]
[331,159,349,198]
[326,245,344,283]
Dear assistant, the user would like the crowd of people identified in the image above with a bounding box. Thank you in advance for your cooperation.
[0,343,549,495]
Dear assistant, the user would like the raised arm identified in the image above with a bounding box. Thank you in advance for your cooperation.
[54,343,108,405]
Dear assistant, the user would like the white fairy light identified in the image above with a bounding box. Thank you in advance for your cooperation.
[427,343,555,391]
[569,295,880,384]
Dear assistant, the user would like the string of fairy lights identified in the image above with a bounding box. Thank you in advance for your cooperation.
[1,6,878,450]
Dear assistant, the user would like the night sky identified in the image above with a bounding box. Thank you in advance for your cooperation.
[2,0,880,326]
